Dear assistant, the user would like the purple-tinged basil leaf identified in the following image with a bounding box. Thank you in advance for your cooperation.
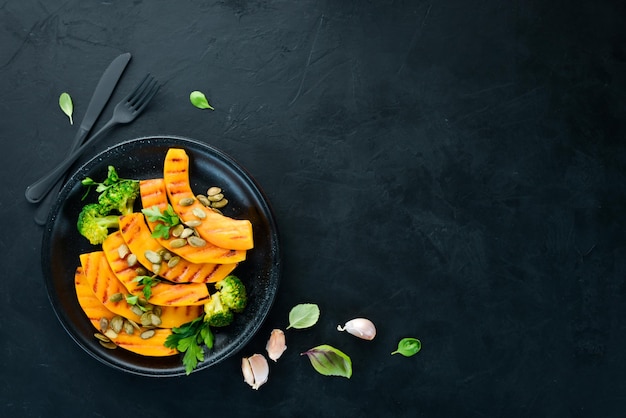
[301,344,352,378]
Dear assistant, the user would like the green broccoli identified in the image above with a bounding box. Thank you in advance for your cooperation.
[214,275,247,313]
[76,203,120,245]
[203,293,235,327]
[98,179,139,215]
[82,166,139,215]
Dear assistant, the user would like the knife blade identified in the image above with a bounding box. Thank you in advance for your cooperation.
[33,52,132,225]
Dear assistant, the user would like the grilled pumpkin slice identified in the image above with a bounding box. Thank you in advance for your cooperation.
[163,148,254,251]
[74,266,177,357]
[118,212,237,284]
[139,178,247,264]
[101,234,211,307]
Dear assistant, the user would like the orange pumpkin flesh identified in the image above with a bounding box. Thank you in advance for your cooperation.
[118,212,237,284]
[162,148,254,251]
[139,178,247,264]
[74,266,177,357]
[100,232,210,307]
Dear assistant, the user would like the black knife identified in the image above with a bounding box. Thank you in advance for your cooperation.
[33,52,132,225]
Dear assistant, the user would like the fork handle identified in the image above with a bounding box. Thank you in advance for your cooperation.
[25,120,117,203]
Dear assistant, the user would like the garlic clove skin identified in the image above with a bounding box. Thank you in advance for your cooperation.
[266,329,287,362]
[337,318,377,340]
[241,354,269,390]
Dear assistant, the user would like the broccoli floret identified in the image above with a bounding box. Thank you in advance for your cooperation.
[214,275,247,313]
[77,203,120,245]
[82,165,139,215]
[98,179,139,215]
[203,293,234,327]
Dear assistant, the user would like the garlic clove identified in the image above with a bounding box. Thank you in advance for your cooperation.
[241,353,269,390]
[336,317,377,340]
[241,357,255,387]
[266,329,287,362]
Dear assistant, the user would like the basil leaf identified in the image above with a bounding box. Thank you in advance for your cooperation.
[59,92,74,124]
[301,345,352,378]
[189,90,214,110]
[391,337,421,357]
[287,303,320,329]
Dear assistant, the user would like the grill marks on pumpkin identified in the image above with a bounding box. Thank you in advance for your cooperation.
[117,213,238,284]
[139,178,248,264]
[163,148,254,251]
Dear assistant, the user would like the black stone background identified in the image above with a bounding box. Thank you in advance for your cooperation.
[1,0,625,416]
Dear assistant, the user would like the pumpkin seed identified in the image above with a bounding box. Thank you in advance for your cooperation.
[153,306,162,317]
[104,328,119,340]
[99,317,109,332]
[170,238,187,248]
[196,194,211,207]
[180,228,195,239]
[127,253,138,267]
[117,244,130,259]
[211,198,228,208]
[192,207,207,219]
[110,316,124,333]
[168,256,181,268]
[126,318,141,331]
[150,313,162,327]
[109,292,123,303]
[144,250,162,264]
[130,305,144,316]
[123,320,135,335]
[188,236,207,247]
[94,332,110,342]
[140,312,153,326]
[151,263,161,275]
[99,340,117,350]
[135,266,148,276]
[185,219,202,228]
[207,186,222,196]
[171,223,184,237]
[140,329,156,340]
[207,192,224,202]
[162,251,172,261]
[179,197,195,206]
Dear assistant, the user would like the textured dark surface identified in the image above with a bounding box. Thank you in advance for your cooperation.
[2,0,626,416]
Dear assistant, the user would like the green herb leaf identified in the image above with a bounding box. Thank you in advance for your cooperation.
[287,303,320,329]
[59,92,74,125]
[301,344,352,378]
[391,337,421,357]
[125,294,147,312]
[133,275,160,300]
[164,316,214,375]
[190,90,215,110]
[141,204,180,239]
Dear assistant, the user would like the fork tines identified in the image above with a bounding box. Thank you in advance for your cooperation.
[127,74,160,112]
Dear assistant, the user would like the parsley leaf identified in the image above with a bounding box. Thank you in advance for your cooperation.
[125,294,147,312]
[133,275,160,300]
[165,315,214,375]
[141,204,180,239]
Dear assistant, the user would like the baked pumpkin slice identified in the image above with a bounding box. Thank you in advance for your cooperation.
[140,178,247,264]
[80,243,210,312]
[74,266,177,357]
[100,234,210,306]
[118,212,237,284]
[163,148,254,251]
[80,251,203,326]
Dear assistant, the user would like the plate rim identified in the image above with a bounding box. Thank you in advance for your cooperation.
[41,135,281,377]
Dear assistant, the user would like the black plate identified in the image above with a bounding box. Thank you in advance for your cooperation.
[41,136,281,377]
